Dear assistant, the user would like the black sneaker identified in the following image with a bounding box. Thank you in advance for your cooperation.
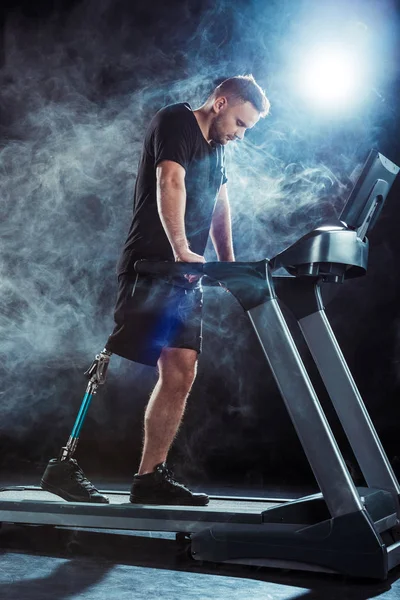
[40,458,109,504]
[129,463,209,506]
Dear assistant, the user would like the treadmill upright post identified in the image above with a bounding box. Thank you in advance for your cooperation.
[246,297,363,519]
[297,283,400,508]
[274,275,400,511]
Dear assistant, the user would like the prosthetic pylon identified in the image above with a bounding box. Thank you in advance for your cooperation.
[59,349,112,461]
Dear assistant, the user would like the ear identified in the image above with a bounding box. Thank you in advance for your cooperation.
[213,96,228,113]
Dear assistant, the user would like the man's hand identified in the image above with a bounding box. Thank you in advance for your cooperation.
[175,249,205,283]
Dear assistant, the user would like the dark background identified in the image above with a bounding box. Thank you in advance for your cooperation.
[0,0,399,490]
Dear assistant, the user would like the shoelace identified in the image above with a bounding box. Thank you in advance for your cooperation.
[69,461,96,492]
[158,464,176,481]
[158,465,188,490]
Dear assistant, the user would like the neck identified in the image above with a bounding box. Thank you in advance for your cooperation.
[192,104,213,144]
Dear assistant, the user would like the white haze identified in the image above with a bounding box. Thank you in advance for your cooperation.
[0,0,388,459]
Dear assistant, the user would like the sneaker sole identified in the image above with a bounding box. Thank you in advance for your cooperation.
[40,479,110,504]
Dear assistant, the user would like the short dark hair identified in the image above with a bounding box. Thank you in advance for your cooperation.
[211,75,270,117]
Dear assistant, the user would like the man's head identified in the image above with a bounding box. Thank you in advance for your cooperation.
[207,75,270,145]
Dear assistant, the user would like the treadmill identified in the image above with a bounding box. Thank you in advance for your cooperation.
[1,149,399,579]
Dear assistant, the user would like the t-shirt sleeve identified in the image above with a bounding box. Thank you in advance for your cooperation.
[151,109,193,172]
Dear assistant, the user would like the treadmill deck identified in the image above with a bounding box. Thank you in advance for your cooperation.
[0,487,282,533]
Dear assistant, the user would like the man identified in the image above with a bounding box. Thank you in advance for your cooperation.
[41,75,270,506]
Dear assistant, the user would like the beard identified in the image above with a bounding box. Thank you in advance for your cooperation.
[208,113,227,145]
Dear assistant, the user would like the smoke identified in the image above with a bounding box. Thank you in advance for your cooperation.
[0,0,396,476]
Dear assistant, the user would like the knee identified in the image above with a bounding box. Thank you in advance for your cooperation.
[158,351,198,393]
[163,364,197,393]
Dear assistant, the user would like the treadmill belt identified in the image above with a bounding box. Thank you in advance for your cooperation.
[0,489,279,511]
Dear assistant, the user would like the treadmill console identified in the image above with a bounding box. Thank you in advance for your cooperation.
[271,150,399,283]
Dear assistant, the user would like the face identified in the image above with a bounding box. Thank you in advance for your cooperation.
[209,98,261,145]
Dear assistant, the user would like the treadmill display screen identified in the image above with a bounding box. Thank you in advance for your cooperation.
[339,150,399,239]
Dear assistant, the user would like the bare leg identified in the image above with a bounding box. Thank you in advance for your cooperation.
[138,347,198,475]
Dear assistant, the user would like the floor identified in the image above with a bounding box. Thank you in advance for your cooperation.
[1,477,400,600]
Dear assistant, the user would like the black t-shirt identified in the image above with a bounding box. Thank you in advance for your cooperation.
[117,103,228,276]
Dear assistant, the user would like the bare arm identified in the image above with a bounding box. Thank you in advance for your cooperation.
[210,183,235,261]
[156,160,204,263]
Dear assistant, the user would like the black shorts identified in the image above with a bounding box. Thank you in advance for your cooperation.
[105,274,203,367]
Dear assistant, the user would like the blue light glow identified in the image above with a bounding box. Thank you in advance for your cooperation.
[298,43,366,110]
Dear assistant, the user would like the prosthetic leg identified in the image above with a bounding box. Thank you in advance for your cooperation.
[59,349,112,461]
[40,349,112,503]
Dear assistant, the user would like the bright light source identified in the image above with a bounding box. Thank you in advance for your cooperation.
[297,44,366,111]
